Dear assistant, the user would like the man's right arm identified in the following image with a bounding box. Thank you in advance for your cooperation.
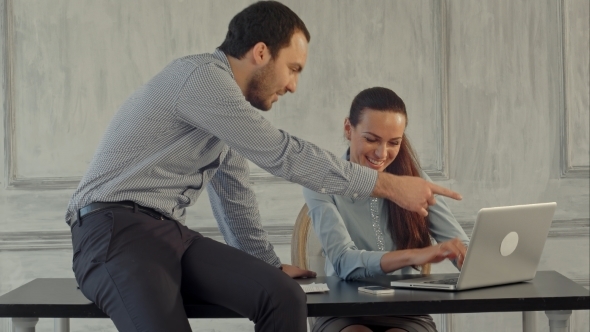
[176,63,375,199]
[176,62,461,213]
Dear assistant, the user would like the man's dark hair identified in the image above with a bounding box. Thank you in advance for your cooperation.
[219,1,310,59]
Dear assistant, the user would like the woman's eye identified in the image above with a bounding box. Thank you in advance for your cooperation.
[365,137,377,143]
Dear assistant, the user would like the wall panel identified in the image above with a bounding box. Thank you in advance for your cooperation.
[444,0,589,328]
[4,0,446,187]
[5,0,249,186]
[562,0,590,177]
[444,0,587,214]
[261,0,447,177]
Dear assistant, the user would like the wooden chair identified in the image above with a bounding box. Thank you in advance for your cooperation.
[291,204,326,276]
[291,204,325,329]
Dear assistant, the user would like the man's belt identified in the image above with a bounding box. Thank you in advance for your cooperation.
[79,201,168,221]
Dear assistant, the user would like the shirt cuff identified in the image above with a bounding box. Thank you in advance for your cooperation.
[341,164,378,199]
[365,251,388,276]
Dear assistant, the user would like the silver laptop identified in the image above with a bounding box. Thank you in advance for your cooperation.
[390,202,556,291]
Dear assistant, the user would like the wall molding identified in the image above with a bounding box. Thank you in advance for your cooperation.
[558,0,590,179]
[457,218,590,239]
[2,0,78,189]
[6,176,83,190]
[428,0,450,181]
[0,218,587,252]
[0,224,292,251]
[0,218,588,295]
[2,0,15,189]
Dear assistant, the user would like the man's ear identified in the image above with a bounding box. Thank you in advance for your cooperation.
[250,42,271,66]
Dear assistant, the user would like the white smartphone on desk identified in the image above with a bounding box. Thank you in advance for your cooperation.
[358,286,395,295]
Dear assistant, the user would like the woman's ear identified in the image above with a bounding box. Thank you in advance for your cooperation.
[344,118,352,140]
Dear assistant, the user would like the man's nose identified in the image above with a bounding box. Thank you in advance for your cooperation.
[286,76,298,93]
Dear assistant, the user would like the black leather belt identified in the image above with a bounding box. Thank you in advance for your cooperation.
[78,201,168,222]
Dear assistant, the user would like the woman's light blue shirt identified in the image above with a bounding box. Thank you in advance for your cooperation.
[302,154,470,280]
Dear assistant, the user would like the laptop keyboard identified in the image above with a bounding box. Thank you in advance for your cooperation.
[425,278,459,285]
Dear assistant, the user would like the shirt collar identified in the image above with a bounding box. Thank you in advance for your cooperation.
[212,48,235,80]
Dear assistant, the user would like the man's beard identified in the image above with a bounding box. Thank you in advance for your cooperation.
[246,62,276,111]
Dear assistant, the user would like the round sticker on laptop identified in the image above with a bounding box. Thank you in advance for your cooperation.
[500,231,519,256]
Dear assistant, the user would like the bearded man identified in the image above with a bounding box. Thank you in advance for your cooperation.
[66,1,462,331]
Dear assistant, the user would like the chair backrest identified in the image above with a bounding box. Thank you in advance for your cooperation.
[291,204,326,276]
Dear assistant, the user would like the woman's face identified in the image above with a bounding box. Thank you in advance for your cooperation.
[345,109,406,172]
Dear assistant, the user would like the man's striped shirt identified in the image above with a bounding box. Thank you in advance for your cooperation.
[66,49,377,266]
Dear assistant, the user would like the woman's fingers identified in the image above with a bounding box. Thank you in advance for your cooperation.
[417,239,468,266]
[437,238,468,268]
[437,239,466,259]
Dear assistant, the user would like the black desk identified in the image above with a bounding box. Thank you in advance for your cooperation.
[1,271,588,332]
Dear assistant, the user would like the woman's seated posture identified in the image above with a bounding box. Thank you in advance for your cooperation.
[303,87,470,332]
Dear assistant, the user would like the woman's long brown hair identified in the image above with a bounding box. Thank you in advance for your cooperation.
[348,87,432,273]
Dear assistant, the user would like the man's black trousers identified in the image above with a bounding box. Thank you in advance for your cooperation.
[71,206,307,331]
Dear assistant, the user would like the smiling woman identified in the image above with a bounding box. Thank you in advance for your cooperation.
[344,91,407,172]
[303,87,470,332]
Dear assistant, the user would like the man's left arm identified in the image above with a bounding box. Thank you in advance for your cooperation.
[207,147,315,277]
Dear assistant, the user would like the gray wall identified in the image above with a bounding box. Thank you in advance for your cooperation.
[1,0,588,331]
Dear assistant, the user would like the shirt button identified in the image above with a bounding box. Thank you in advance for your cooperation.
[320,188,326,193]
[353,193,358,198]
